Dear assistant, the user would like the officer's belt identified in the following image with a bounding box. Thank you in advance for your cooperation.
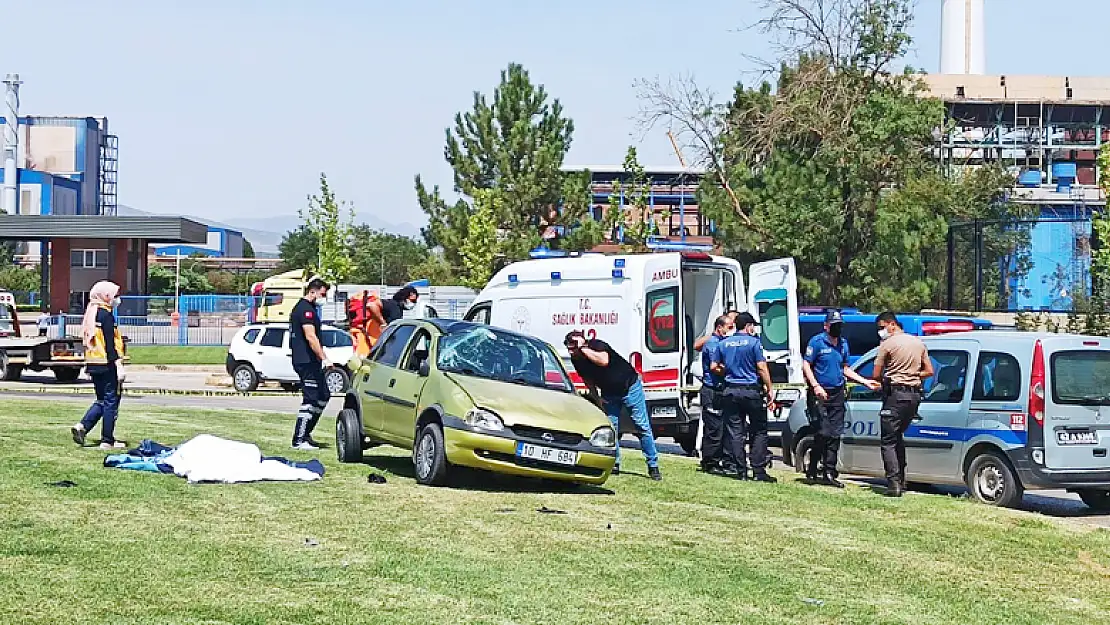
[724,383,761,390]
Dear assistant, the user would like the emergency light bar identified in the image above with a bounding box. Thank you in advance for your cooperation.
[529,247,569,259]
[646,240,714,253]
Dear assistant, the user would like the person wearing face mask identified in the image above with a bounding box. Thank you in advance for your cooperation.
[382,286,419,325]
[698,314,738,475]
[711,312,777,482]
[71,281,127,450]
[872,311,934,497]
[801,310,880,487]
[289,278,333,451]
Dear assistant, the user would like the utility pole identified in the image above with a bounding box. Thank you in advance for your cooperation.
[175,252,182,310]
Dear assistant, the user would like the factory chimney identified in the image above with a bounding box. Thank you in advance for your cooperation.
[2,73,20,215]
[940,0,985,75]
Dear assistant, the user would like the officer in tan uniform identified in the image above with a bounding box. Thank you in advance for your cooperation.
[871,312,934,497]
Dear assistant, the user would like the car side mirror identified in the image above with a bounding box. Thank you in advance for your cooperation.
[418,359,431,377]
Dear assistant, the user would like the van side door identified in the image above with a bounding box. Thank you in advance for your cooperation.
[641,254,683,414]
[748,258,802,385]
[905,341,977,482]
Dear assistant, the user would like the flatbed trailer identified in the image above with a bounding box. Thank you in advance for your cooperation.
[0,298,87,382]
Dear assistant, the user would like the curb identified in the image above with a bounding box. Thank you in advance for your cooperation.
[0,385,300,398]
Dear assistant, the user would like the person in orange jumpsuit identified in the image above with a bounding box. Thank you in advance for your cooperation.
[346,291,387,356]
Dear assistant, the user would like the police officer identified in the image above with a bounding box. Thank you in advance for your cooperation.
[289,277,333,451]
[709,312,776,482]
[698,314,737,475]
[872,311,934,497]
[802,310,880,488]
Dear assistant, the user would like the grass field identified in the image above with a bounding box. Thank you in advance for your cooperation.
[125,345,226,365]
[2,398,1109,625]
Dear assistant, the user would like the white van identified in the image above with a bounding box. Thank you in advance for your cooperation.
[463,251,803,453]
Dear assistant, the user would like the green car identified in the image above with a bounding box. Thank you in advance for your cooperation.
[335,319,618,486]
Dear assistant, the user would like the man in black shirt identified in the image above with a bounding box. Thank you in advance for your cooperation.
[565,331,661,481]
[290,277,332,450]
[381,286,419,324]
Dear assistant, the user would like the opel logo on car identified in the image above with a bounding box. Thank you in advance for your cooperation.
[541,432,554,442]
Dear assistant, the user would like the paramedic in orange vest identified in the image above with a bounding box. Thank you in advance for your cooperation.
[347,291,384,356]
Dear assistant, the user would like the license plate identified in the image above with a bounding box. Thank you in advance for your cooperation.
[652,405,677,419]
[1057,430,1098,445]
[515,442,578,466]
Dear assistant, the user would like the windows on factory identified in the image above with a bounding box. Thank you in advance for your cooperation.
[70,249,109,269]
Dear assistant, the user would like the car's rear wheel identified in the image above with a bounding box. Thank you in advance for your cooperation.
[325,367,350,394]
[336,408,363,463]
[280,382,299,393]
[231,363,259,393]
[675,431,698,457]
[413,423,449,486]
[1077,489,1110,512]
[793,433,815,474]
[54,367,81,383]
[966,451,1024,508]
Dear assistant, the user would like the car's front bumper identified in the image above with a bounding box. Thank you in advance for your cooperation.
[441,416,616,485]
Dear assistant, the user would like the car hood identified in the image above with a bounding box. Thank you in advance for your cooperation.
[443,373,609,435]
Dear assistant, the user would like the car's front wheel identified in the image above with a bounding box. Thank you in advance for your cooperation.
[336,408,363,463]
[231,363,259,393]
[325,367,350,394]
[413,422,449,486]
[1077,489,1110,512]
[966,451,1024,508]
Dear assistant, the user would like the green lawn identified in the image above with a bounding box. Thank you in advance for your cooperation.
[2,398,1109,625]
[125,345,226,365]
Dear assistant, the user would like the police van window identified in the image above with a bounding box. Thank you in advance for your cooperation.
[848,358,881,400]
[645,287,678,353]
[973,352,1021,401]
[722,272,736,311]
[243,328,261,344]
[375,325,416,367]
[799,321,824,348]
[260,328,286,348]
[922,350,969,404]
[842,322,880,357]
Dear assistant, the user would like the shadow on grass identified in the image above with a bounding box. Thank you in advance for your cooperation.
[359,453,614,495]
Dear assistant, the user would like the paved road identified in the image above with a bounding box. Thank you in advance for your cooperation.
[4,390,1105,528]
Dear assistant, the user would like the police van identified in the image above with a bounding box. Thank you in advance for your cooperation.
[781,331,1110,510]
[463,249,803,454]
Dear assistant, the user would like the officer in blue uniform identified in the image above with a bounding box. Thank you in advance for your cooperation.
[802,310,881,487]
[698,314,736,475]
[709,312,776,482]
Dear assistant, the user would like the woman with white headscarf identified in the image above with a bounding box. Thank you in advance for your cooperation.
[71,281,127,449]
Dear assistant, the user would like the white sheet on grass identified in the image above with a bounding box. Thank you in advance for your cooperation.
[164,434,322,484]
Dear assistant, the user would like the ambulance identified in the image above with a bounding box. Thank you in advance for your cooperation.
[463,249,803,453]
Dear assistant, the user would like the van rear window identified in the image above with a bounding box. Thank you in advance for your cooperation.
[1052,351,1110,405]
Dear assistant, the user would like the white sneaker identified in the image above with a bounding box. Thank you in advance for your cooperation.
[99,441,126,450]
[292,441,320,451]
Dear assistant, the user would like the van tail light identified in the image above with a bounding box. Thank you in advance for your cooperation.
[1029,340,1045,427]
[630,351,643,374]
[921,320,975,335]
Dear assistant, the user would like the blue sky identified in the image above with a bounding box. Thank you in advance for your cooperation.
[4,0,1109,232]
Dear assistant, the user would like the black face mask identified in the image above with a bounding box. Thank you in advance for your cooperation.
[828,324,843,338]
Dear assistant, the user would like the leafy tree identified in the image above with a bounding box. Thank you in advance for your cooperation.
[0,265,39,293]
[347,226,435,286]
[415,63,594,273]
[241,238,255,259]
[300,173,355,282]
[147,262,213,295]
[604,147,660,251]
[459,190,500,290]
[408,252,462,286]
[278,226,318,274]
[638,0,1026,310]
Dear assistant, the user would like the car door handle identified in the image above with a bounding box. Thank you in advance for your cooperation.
[389,378,396,387]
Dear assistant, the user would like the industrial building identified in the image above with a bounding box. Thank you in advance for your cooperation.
[1,74,203,311]
[152,226,246,258]
[558,165,710,251]
[926,0,1108,311]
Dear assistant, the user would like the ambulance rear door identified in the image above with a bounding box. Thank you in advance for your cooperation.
[747,257,802,385]
[640,254,683,407]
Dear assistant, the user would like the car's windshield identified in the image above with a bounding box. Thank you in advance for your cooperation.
[436,326,573,393]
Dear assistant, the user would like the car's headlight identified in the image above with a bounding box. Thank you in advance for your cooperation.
[589,426,617,448]
[464,408,504,432]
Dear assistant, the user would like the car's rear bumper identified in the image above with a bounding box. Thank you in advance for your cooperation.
[441,416,616,485]
[1008,447,1110,489]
